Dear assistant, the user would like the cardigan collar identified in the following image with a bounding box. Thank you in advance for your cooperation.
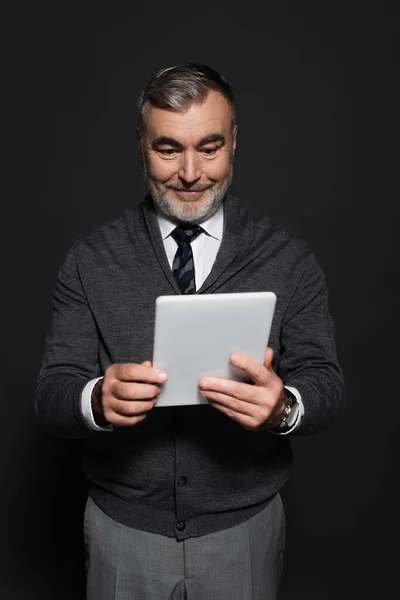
[141,193,244,294]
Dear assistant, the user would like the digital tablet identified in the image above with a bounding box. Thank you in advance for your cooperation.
[152,291,276,407]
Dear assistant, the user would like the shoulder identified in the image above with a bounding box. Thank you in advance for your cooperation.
[70,206,141,258]
[55,205,144,282]
[231,196,314,268]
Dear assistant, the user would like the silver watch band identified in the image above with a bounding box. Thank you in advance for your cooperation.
[276,390,299,430]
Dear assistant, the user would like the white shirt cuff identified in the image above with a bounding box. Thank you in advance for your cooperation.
[269,385,304,435]
[80,377,113,432]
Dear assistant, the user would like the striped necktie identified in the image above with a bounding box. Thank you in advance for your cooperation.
[171,226,204,294]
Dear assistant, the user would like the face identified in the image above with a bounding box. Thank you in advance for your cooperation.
[138,90,237,225]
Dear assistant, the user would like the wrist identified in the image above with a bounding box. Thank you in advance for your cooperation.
[91,378,109,427]
[273,388,299,431]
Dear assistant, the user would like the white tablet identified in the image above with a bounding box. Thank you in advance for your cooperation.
[152,291,276,407]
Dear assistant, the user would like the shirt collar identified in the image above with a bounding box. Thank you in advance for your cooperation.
[156,203,224,241]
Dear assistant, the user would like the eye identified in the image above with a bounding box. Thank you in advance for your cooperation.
[202,147,219,156]
[159,149,177,156]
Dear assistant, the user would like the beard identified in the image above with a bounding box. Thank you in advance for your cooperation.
[142,154,234,225]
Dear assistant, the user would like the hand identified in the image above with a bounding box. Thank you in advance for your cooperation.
[91,361,168,427]
[199,348,287,431]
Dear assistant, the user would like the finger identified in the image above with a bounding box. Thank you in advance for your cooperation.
[107,413,149,427]
[141,360,152,367]
[200,389,255,416]
[112,381,161,401]
[200,376,260,405]
[263,347,274,371]
[113,363,167,384]
[208,401,260,430]
[110,397,158,417]
[230,353,272,386]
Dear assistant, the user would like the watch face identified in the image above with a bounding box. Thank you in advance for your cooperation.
[286,401,300,428]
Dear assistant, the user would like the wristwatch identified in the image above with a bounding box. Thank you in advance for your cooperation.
[275,389,300,430]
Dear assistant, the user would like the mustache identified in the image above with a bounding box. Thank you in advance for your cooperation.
[165,183,213,192]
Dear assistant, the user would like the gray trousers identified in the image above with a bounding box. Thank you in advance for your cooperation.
[83,494,285,600]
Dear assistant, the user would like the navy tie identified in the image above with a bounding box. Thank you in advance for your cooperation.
[171,226,204,294]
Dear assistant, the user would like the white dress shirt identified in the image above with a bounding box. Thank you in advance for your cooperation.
[81,204,304,433]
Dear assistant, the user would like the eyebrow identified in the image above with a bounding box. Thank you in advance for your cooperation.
[197,133,226,147]
[151,133,226,151]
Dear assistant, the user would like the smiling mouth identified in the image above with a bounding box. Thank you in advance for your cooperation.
[169,188,210,201]
[170,186,211,193]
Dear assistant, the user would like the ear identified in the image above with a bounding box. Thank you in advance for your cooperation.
[137,127,145,168]
[136,127,142,153]
[232,124,238,153]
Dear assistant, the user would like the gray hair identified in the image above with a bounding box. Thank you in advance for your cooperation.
[137,63,236,128]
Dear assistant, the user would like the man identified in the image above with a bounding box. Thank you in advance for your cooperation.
[36,63,345,599]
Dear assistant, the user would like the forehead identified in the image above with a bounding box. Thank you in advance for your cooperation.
[142,90,232,142]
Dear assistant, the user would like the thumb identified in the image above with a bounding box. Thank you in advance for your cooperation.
[263,347,274,371]
[141,360,152,367]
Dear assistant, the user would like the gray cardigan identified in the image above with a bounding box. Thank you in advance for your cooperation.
[35,194,345,539]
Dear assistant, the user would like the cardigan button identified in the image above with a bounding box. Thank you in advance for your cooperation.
[177,476,188,486]
[176,521,186,531]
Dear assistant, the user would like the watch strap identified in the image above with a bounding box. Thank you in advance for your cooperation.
[276,389,300,430]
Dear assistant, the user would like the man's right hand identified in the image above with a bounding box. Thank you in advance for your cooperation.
[91,361,168,427]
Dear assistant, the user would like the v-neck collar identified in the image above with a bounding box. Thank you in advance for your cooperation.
[142,193,243,294]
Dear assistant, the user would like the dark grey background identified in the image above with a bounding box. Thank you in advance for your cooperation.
[3,1,398,598]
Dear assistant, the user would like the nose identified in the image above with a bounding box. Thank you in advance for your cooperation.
[178,151,202,185]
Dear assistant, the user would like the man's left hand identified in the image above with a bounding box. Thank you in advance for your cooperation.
[199,348,287,431]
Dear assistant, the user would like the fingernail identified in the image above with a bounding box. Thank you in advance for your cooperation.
[157,371,167,382]
[231,354,242,366]
[200,378,210,389]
